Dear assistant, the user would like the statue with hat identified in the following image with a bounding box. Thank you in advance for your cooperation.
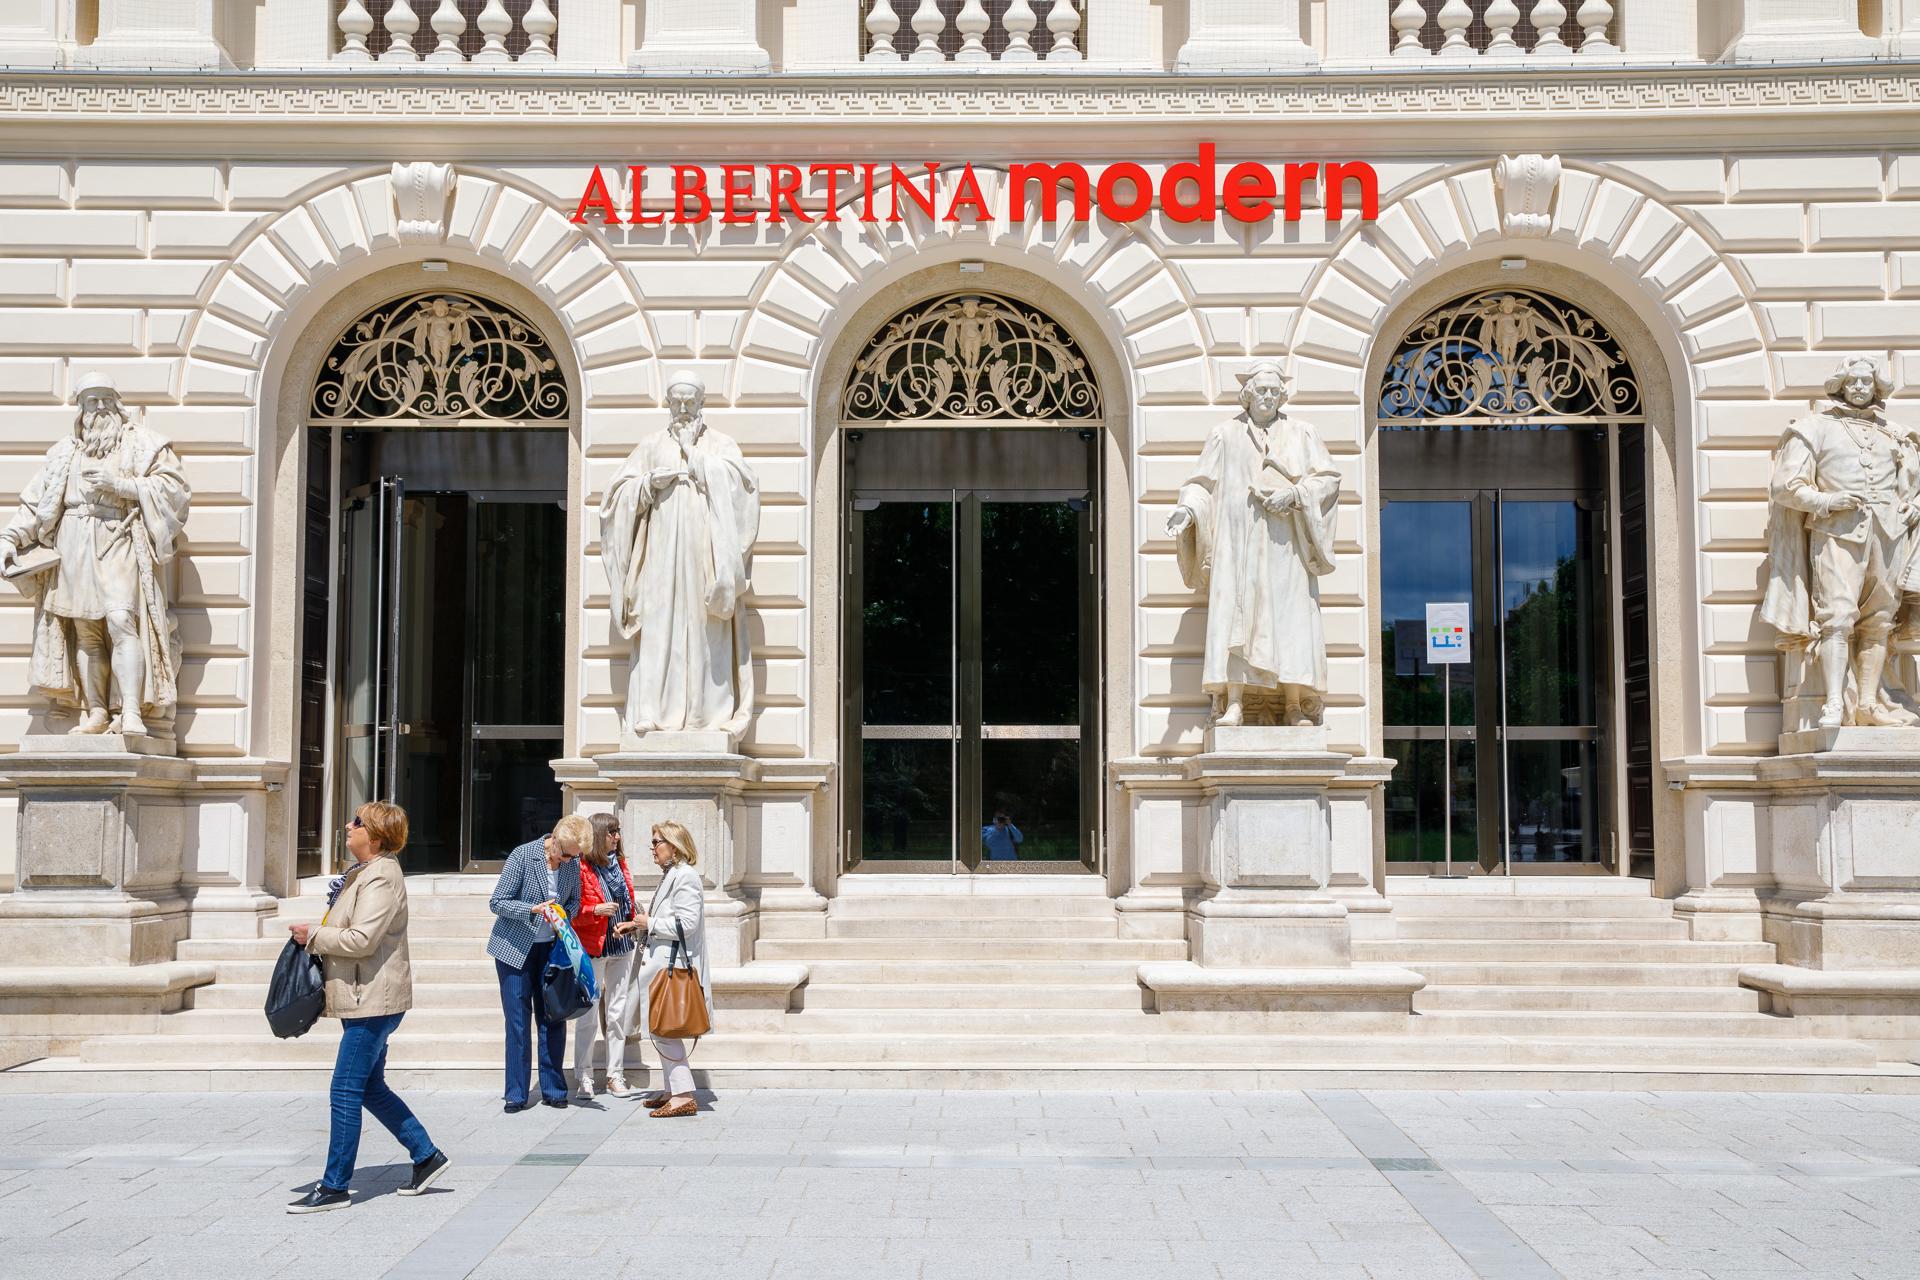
[1167,361,1340,730]
[600,369,761,739]
[0,373,191,738]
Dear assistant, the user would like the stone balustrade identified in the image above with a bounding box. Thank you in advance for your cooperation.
[1387,0,1618,59]
[862,0,1084,64]
[335,0,558,64]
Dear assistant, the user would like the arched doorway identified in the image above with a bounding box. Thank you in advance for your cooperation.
[1376,287,1653,875]
[838,290,1106,874]
[296,288,572,876]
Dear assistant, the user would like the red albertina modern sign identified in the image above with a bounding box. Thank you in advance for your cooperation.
[572,148,1381,228]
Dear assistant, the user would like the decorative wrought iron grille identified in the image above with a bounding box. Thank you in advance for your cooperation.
[1378,289,1642,427]
[1386,0,1617,54]
[312,291,568,422]
[843,292,1102,423]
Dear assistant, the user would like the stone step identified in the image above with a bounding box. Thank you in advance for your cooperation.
[826,895,1122,919]
[763,959,1150,985]
[823,916,1120,940]
[1384,893,1672,918]
[1354,939,1776,964]
[181,937,497,962]
[73,1030,1881,1070]
[1407,1010,1812,1038]
[1391,917,1689,940]
[832,875,1112,899]
[755,938,1187,961]
[1411,984,1764,1013]
[800,983,1145,1010]
[1401,961,1752,987]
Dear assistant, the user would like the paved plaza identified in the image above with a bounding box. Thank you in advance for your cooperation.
[1,1087,1918,1280]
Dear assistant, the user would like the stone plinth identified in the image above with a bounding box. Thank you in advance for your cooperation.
[0,737,194,969]
[1185,735,1380,969]
[595,747,760,970]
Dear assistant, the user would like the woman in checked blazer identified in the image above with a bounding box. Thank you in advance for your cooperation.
[487,815,586,1111]
[631,819,712,1118]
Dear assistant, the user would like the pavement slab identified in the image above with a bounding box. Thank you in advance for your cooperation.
[0,1088,1916,1279]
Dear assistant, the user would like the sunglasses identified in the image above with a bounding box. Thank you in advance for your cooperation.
[650,838,671,849]
[346,816,363,832]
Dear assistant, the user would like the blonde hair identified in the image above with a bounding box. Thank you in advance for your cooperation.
[552,813,594,855]
[651,820,698,867]
[358,801,409,854]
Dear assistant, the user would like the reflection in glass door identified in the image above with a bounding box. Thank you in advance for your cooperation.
[1380,436,1614,871]
[845,429,1098,872]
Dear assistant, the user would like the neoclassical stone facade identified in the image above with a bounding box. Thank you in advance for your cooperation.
[3,2,1920,1083]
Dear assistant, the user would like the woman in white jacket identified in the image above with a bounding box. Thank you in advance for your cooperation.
[631,819,712,1117]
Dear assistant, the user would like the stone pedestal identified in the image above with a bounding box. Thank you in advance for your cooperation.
[0,736,193,968]
[73,0,233,69]
[1177,0,1319,70]
[628,0,770,72]
[596,741,759,969]
[1720,0,1884,61]
[1187,726,1353,969]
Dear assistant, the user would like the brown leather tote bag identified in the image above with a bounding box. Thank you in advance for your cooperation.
[648,920,711,1041]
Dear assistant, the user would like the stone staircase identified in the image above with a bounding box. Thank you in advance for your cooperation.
[5,872,1917,1092]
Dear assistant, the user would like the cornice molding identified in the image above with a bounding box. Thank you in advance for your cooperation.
[0,64,1916,127]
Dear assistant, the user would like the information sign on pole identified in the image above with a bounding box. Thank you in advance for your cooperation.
[1424,603,1471,878]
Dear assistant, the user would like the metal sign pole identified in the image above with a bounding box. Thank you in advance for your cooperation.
[1443,663,1452,879]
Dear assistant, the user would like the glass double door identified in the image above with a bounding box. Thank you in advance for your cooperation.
[845,429,1098,872]
[1380,429,1614,871]
[328,429,567,874]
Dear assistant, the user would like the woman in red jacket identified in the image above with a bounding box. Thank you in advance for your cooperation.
[570,813,643,1100]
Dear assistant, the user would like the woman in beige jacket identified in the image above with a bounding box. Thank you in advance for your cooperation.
[285,801,448,1213]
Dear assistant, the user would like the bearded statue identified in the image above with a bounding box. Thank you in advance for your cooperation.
[0,373,191,737]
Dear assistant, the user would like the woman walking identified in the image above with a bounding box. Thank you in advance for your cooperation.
[287,801,448,1213]
[632,820,712,1118]
[570,812,643,1101]
[487,814,586,1112]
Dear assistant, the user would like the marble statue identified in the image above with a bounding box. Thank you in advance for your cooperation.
[600,369,761,739]
[1168,362,1340,728]
[0,373,190,737]
[1764,356,1920,730]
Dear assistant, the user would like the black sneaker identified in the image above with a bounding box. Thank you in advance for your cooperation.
[287,1186,350,1214]
[399,1150,449,1196]
[540,1096,568,1109]
[503,1100,533,1114]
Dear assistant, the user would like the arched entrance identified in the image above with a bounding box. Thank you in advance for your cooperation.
[296,288,573,876]
[838,290,1107,874]
[1376,286,1653,875]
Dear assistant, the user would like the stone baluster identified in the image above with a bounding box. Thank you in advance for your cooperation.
[1390,0,1428,58]
[1529,0,1569,55]
[1575,0,1616,53]
[909,0,946,62]
[953,0,991,61]
[472,0,514,63]
[1436,0,1473,55]
[336,0,375,61]
[1048,0,1082,61]
[1002,0,1039,62]
[1484,0,1522,53]
[378,0,421,62]
[426,0,468,62]
[522,0,557,62]
[865,0,903,61]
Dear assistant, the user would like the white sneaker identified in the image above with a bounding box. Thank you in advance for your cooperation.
[574,1079,594,1102]
[604,1075,632,1098]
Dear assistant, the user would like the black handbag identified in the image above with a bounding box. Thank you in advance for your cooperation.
[264,936,326,1039]
[540,955,594,1023]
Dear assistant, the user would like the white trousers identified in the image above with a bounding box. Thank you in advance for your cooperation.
[635,941,699,1096]
[571,948,642,1084]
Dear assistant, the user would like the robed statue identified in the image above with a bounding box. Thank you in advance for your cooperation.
[0,373,190,737]
[601,370,761,739]
[1763,356,1920,730]
[1167,363,1340,729]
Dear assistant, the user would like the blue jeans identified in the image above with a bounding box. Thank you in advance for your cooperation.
[322,1012,436,1192]
[497,941,567,1104]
